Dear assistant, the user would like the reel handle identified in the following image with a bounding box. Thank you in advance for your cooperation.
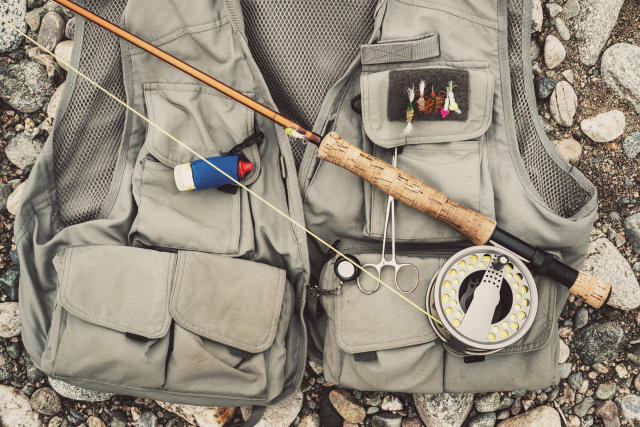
[318,132,497,246]
[318,132,611,309]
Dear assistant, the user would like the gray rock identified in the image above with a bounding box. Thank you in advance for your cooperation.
[581,110,626,143]
[530,39,541,60]
[553,138,582,162]
[575,397,596,417]
[6,182,25,216]
[468,412,496,427]
[0,266,20,301]
[554,18,571,41]
[581,415,594,427]
[47,82,65,119]
[623,133,640,159]
[497,406,560,426]
[562,69,575,84]
[476,393,501,413]
[298,414,320,427]
[568,372,583,389]
[27,46,61,77]
[156,401,233,426]
[536,78,556,99]
[0,60,54,113]
[531,0,543,32]
[550,81,577,126]
[0,302,21,338]
[243,389,303,427]
[497,397,513,411]
[563,0,580,19]
[559,339,570,363]
[44,0,74,20]
[65,16,75,39]
[574,0,624,66]
[596,383,617,400]
[371,413,402,427]
[496,410,510,421]
[0,183,13,212]
[5,133,44,169]
[544,35,566,69]
[582,237,640,310]
[54,39,73,72]
[37,11,65,51]
[620,395,640,424]
[625,213,640,255]
[30,387,62,415]
[546,3,563,18]
[602,44,640,114]
[25,7,45,32]
[575,308,589,329]
[0,0,26,53]
[0,384,40,426]
[572,322,625,365]
[414,393,474,427]
[48,378,113,402]
[136,412,157,427]
[559,363,573,379]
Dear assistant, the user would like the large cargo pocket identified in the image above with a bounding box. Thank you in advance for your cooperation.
[130,83,259,255]
[164,251,293,400]
[44,245,174,389]
[320,251,447,392]
[361,61,495,243]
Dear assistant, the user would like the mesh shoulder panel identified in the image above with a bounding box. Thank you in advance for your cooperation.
[507,0,591,218]
[52,0,128,228]
[239,0,379,167]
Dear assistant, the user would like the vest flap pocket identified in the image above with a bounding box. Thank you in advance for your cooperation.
[142,82,255,167]
[56,245,173,339]
[169,251,287,353]
[361,61,494,148]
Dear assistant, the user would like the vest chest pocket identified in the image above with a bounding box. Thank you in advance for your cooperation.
[360,61,496,243]
[131,83,260,256]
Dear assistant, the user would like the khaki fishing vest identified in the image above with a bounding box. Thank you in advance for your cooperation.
[15,0,597,408]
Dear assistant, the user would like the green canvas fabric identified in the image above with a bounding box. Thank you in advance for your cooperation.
[14,0,597,409]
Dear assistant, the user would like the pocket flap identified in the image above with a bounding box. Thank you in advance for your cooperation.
[361,61,494,148]
[169,251,287,353]
[55,245,174,339]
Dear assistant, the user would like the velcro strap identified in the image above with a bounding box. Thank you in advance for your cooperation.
[354,351,378,362]
[361,33,440,65]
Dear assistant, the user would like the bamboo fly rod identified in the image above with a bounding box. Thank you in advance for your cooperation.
[53,0,611,308]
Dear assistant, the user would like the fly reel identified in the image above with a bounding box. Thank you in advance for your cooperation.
[426,246,538,356]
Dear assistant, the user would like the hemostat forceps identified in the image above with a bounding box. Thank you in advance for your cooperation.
[357,148,420,294]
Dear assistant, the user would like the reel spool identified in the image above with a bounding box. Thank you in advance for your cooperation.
[426,246,538,356]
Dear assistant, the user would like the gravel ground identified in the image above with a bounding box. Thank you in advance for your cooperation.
[1,0,639,426]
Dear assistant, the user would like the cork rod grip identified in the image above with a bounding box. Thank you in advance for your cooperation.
[569,272,610,309]
[318,132,497,245]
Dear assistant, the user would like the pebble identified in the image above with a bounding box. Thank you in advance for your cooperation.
[623,133,640,159]
[559,339,570,363]
[546,3,563,18]
[25,7,45,32]
[0,0,27,53]
[563,0,580,19]
[569,373,584,390]
[593,363,610,375]
[37,11,66,52]
[575,397,596,417]
[0,266,20,301]
[521,399,533,411]
[620,395,640,424]
[572,321,625,365]
[0,59,55,113]
[531,0,543,32]
[401,418,422,427]
[86,416,106,427]
[553,138,582,162]
[597,383,617,400]
[5,133,44,169]
[496,410,510,420]
[54,39,73,72]
[635,374,640,391]
[413,393,474,427]
[582,237,640,310]
[47,82,65,119]
[550,81,577,126]
[30,386,62,415]
[562,69,575,84]
[554,18,571,41]
[6,182,25,216]
[246,390,303,427]
[625,213,640,255]
[329,389,366,423]
[367,406,380,415]
[497,397,513,411]
[0,384,41,426]
[308,360,323,375]
[536,78,556,99]
[0,302,21,338]
[109,409,128,427]
[601,44,640,114]
[468,412,496,427]
[371,413,402,427]
[48,378,113,402]
[497,405,561,426]
[298,413,320,427]
[559,363,573,379]
[475,393,501,413]
[574,0,624,66]
[615,364,629,379]
[65,16,75,39]
[47,416,66,427]
[544,35,566,69]
[27,46,61,78]
[381,395,403,412]
[530,39,541,60]
[574,308,589,329]
[135,412,157,427]
[0,183,13,212]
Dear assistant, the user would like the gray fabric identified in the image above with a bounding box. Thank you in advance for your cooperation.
[361,33,440,65]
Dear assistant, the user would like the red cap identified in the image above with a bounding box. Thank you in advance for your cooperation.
[237,160,254,178]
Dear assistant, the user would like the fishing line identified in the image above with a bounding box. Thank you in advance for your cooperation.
[0,16,442,324]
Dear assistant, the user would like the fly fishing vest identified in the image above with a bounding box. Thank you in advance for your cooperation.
[15,0,597,408]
